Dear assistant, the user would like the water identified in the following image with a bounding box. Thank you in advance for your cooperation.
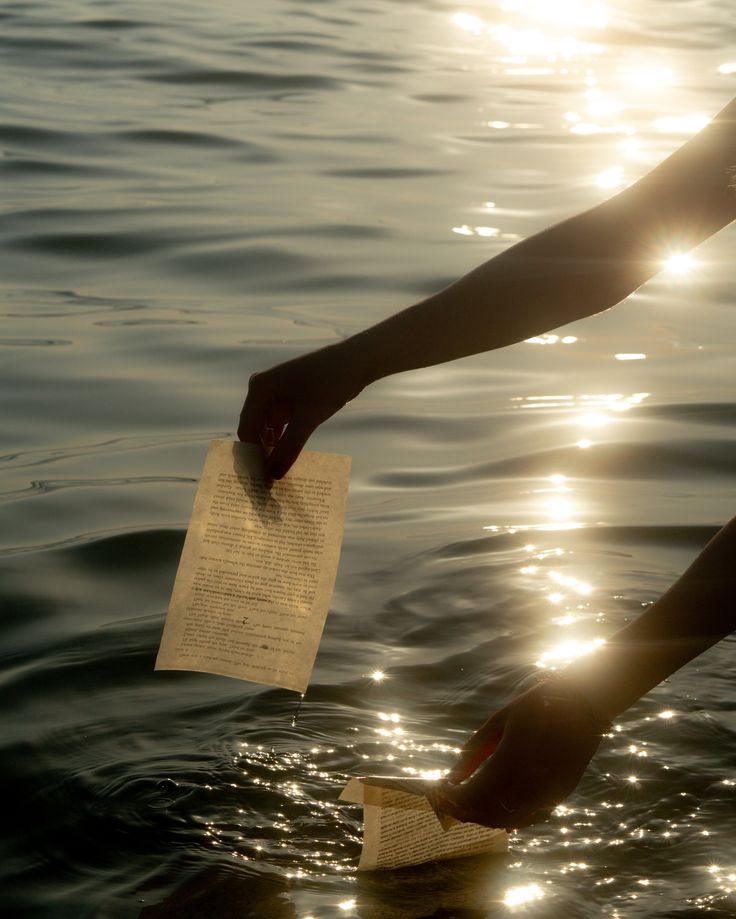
[1,0,735,916]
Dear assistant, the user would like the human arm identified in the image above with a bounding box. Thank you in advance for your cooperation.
[239,96,736,477]
[439,516,736,829]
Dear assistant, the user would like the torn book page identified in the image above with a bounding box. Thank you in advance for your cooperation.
[156,440,351,693]
[340,776,507,871]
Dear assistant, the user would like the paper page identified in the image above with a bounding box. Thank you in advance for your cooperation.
[340,776,507,871]
[155,440,351,693]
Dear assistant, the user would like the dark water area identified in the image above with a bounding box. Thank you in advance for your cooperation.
[1,0,735,916]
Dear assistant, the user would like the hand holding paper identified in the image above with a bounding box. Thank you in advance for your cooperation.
[340,776,507,871]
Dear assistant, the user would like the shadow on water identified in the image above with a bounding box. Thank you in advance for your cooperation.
[138,849,513,919]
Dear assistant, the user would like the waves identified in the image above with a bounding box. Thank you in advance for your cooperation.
[1,0,736,915]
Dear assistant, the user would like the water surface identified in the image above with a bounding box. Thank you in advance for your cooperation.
[1,0,735,916]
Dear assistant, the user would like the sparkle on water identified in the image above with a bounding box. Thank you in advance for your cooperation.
[503,882,546,907]
[3,0,733,915]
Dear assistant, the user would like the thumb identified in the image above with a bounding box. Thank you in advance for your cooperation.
[264,412,319,480]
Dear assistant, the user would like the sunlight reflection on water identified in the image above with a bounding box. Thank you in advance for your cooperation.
[1,0,735,915]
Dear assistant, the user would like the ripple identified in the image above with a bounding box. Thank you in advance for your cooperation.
[0,476,196,502]
[165,245,318,285]
[0,123,86,150]
[0,158,138,179]
[641,401,736,427]
[143,68,342,93]
[370,439,736,488]
[0,337,72,347]
[0,430,221,471]
[323,166,450,179]
[430,524,721,561]
[410,93,474,104]
[0,34,89,52]
[6,228,233,259]
[113,128,243,149]
[76,18,143,30]
[93,318,202,327]
[112,128,279,162]
[1,1,735,915]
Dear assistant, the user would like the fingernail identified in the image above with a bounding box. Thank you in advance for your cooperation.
[267,461,286,480]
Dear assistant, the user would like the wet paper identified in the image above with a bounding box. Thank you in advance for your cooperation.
[156,440,351,693]
[340,776,507,871]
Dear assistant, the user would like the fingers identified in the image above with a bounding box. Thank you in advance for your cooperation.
[440,779,520,830]
[263,411,319,480]
[446,709,505,784]
[440,773,556,831]
[237,371,319,479]
[237,373,268,445]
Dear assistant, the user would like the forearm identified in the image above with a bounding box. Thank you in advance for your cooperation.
[344,96,736,387]
[564,516,736,721]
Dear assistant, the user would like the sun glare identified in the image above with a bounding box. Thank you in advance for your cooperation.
[503,883,546,907]
[536,637,605,668]
[664,252,696,274]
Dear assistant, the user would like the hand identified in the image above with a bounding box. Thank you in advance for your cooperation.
[438,676,609,830]
[238,341,365,479]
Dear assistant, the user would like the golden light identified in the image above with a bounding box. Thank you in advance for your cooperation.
[418,768,444,780]
[614,352,646,360]
[576,411,609,428]
[548,473,567,484]
[596,165,624,189]
[653,113,710,134]
[547,497,574,520]
[718,62,736,74]
[503,883,545,907]
[570,121,602,135]
[620,136,642,155]
[664,252,696,274]
[549,570,593,595]
[658,709,675,719]
[576,438,593,449]
[498,0,608,29]
[452,11,484,33]
[338,899,357,912]
[586,90,624,117]
[526,333,559,344]
[536,637,605,667]
[371,670,385,682]
[625,65,673,89]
